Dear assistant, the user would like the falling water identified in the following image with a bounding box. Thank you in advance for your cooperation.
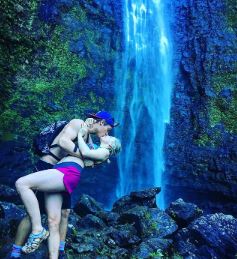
[114,0,172,208]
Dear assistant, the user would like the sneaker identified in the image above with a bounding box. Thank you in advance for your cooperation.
[22,228,49,254]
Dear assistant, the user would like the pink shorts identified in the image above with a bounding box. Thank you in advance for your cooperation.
[53,162,83,194]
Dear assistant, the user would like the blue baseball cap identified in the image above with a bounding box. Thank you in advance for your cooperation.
[87,111,119,127]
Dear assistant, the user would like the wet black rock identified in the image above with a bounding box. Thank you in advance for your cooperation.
[0,201,25,254]
[1,192,237,258]
[166,198,203,228]
[0,184,22,205]
[74,194,104,217]
[164,0,237,217]
[96,210,120,226]
[131,238,173,259]
[0,204,4,218]
[0,141,33,186]
[78,214,107,230]
[0,201,25,223]
[118,205,178,239]
[174,213,237,258]
[106,224,140,248]
[70,229,105,257]
[112,188,160,214]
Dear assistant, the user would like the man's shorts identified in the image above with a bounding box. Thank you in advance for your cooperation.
[35,160,71,213]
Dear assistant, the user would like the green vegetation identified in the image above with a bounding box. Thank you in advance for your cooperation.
[225,0,237,32]
[208,72,237,134]
[149,249,164,258]
[0,0,115,147]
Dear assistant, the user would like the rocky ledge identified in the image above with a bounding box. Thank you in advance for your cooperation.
[0,186,236,258]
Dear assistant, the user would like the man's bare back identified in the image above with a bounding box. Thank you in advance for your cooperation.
[41,119,88,164]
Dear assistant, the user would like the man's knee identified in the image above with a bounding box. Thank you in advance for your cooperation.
[61,209,70,220]
[48,214,61,230]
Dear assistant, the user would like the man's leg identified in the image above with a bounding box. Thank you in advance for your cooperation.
[10,216,31,258]
[45,193,63,259]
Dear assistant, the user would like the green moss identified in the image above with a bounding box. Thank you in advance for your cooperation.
[0,0,39,108]
[46,26,87,77]
[0,1,111,147]
[208,68,237,135]
[69,6,87,22]
[151,222,158,231]
[212,73,236,94]
[144,211,152,220]
[209,94,237,134]
[194,133,210,147]
[225,0,237,31]
[149,249,164,258]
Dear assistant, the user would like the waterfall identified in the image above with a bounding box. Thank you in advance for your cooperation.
[114,0,172,208]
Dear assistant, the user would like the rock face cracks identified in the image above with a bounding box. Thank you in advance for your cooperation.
[164,0,237,217]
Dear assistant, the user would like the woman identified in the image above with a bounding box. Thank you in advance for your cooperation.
[15,128,121,258]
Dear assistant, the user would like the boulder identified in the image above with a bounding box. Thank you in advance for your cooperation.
[106,224,140,248]
[74,194,104,217]
[166,198,203,228]
[174,213,237,258]
[118,206,178,239]
[0,202,26,258]
[96,210,120,226]
[78,214,107,230]
[131,238,173,259]
[112,188,161,214]
[0,184,22,205]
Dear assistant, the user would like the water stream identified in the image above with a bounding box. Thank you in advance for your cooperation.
[114,0,173,208]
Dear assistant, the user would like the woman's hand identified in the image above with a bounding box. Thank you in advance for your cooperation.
[84,159,95,167]
[85,118,96,129]
[79,125,88,137]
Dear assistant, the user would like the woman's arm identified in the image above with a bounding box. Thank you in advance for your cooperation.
[77,130,109,161]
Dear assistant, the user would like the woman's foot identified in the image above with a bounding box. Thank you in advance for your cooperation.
[22,228,49,254]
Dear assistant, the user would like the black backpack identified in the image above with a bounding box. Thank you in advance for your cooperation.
[33,121,68,156]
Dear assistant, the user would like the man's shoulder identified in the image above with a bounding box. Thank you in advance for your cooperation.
[67,119,84,129]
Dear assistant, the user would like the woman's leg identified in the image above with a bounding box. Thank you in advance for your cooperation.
[15,169,66,233]
[45,193,63,259]
[59,209,70,244]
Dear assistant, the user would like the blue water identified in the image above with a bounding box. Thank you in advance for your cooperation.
[114,0,173,208]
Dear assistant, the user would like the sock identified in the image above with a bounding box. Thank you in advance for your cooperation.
[59,241,65,251]
[10,244,22,258]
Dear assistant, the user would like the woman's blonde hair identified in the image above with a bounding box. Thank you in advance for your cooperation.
[109,137,121,156]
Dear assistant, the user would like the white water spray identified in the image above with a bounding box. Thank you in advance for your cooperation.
[114,0,173,208]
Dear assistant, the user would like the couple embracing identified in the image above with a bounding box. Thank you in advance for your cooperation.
[11,111,121,259]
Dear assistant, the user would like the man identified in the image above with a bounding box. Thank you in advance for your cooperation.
[10,111,119,259]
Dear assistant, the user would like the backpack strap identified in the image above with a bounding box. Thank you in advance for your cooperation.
[50,144,60,148]
[48,151,61,161]
[73,143,84,159]
[48,144,61,161]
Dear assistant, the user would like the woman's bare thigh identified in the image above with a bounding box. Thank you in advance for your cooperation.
[19,169,66,192]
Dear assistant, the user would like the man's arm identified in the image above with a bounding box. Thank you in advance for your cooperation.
[58,119,85,158]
